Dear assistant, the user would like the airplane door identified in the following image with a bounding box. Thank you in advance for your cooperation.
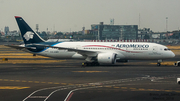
[152,46,158,53]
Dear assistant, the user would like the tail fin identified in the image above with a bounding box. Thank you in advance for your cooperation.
[15,16,45,44]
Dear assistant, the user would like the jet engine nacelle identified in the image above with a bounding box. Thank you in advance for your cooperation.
[177,78,180,84]
[97,53,117,64]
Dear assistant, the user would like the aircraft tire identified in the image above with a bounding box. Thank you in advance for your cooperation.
[82,62,100,66]
[157,63,161,66]
[91,62,99,66]
[81,63,87,67]
[178,62,180,66]
[95,62,100,66]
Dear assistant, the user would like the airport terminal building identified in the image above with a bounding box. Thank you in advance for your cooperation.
[91,22,138,40]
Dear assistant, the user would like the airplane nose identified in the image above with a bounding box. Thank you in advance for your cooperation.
[170,51,175,58]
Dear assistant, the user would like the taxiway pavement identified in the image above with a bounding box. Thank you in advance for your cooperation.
[0,45,180,101]
[0,60,180,101]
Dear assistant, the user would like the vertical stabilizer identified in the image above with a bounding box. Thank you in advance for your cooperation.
[15,16,45,44]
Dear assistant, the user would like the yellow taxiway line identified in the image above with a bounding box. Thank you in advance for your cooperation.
[0,60,66,64]
[0,86,30,90]
[0,56,49,58]
[150,61,176,66]
[72,71,108,73]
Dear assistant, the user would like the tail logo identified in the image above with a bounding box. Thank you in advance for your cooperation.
[23,31,34,41]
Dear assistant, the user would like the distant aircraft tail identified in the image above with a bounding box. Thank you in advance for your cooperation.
[15,16,45,44]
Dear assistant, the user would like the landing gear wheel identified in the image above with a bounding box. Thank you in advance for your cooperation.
[94,62,100,66]
[81,62,99,67]
[157,60,162,66]
[157,62,161,66]
[90,62,99,66]
[81,62,87,68]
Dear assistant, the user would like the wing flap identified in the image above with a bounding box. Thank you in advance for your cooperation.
[4,44,26,50]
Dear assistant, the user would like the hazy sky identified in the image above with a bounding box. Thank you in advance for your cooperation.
[0,0,180,32]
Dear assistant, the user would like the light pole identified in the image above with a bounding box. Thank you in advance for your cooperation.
[119,28,123,41]
[166,17,168,39]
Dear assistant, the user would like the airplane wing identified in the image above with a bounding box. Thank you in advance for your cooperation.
[5,43,99,57]
[33,44,98,57]
[5,44,41,50]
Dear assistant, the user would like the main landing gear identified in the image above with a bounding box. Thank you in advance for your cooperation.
[82,62,100,67]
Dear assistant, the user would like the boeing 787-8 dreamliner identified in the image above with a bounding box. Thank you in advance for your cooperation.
[6,16,175,66]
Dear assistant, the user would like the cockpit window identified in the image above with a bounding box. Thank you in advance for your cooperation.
[164,48,170,51]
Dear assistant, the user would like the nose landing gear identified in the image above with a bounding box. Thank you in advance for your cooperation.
[157,59,162,66]
[157,62,161,66]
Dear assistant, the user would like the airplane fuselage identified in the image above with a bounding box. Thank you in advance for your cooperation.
[28,42,175,60]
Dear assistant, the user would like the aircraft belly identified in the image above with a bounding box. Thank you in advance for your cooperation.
[38,51,75,59]
[52,52,75,59]
[125,52,148,60]
[116,52,126,59]
[72,53,86,59]
[126,52,163,60]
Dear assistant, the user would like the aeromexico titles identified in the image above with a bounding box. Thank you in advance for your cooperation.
[6,16,175,66]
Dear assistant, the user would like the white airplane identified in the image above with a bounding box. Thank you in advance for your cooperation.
[6,16,175,66]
